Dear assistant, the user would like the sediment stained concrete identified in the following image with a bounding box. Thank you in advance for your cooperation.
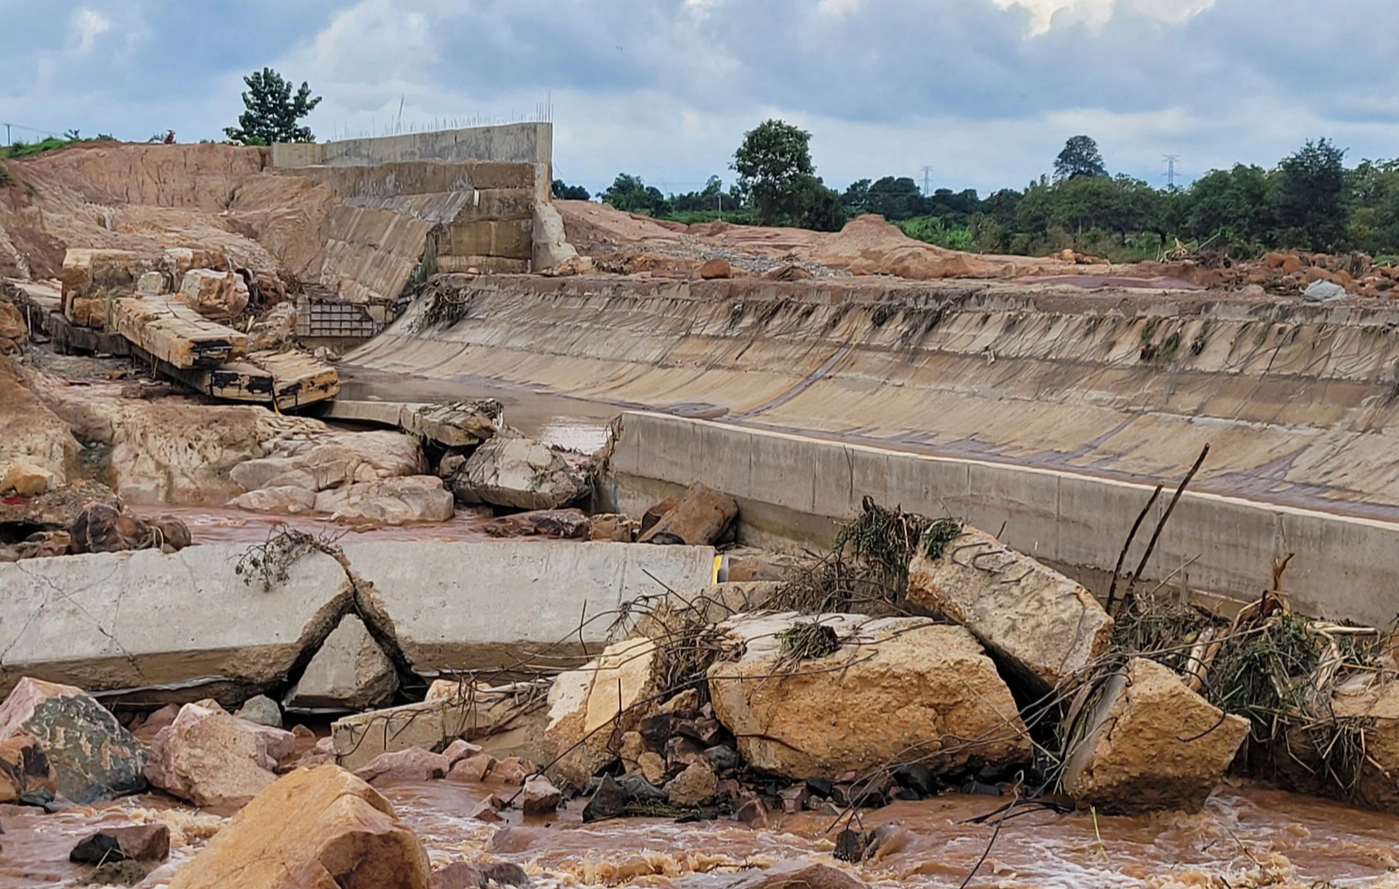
[0,540,716,702]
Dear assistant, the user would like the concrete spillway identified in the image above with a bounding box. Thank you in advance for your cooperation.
[344,274,1399,625]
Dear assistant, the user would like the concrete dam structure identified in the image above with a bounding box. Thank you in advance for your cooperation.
[347,273,1399,627]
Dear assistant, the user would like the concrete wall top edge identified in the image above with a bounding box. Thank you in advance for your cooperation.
[273,123,552,169]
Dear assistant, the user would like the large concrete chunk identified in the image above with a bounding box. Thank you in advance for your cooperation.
[111,295,248,368]
[346,541,717,674]
[176,268,249,320]
[286,614,399,711]
[0,677,146,803]
[639,483,738,546]
[313,475,454,525]
[907,524,1113,691]
[541,637,663,787]
[0,544,352,702]
[331,683,547,771]
[168,765,430,889]
[708,614,1032,781]
[451,436,588,511]
[1061,658,1249,815]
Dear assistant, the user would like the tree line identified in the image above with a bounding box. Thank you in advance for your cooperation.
[560,123,1398,262]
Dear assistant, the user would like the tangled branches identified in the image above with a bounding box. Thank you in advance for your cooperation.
[234,524,349,593]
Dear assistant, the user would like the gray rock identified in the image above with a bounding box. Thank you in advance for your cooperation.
[451,437,587,511]
[1303,280,1347,302]
[285,614,399,711]
[235,695,283,728]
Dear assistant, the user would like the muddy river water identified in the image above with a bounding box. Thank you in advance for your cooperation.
[6,777,1399,888]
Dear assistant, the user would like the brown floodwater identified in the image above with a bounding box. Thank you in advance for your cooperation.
[8,778,1399,888]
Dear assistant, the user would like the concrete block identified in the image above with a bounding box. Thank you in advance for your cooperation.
[345,541,717,674]
[0,545,352,701]
[445,219,533,259]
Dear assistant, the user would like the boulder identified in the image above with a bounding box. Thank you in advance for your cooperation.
[0,677,146,803]
[1,463,54,497]
[431,862,484,889]
[228,485,318,515]
[666,760,718,807]
[707,615,1032,781]
[145,513,193,551]
[314,476,455,525]
[449,753,495,784]
[71,823,170,863]
[0,300,26,342]
[699,258,733,280]
[639,483,737,546]
[235,695,283,728]
[285,614,399,711]
[0,733,57,803]
[590,514,640,542]
[145,700,295,808]
[61,248,146,303]
[230,430,426,494]
[167,765,430,889]
[541,637,664,787]
[176,269,249,319]
[0,481,121,532]
[724,860,867,889]
[521,774,562,816]
[451,437,588,511]
[1303,279,1347,302]
[353,748,451,785]
[404,400,503,448]
[68,504,155,554]
[906,524,1113,692]
[1060,658,1249,815]
[484,509,591,540]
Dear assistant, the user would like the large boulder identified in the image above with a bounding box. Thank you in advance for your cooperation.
[451,437,588,511]
[1060,658,1249,815]
[541,637,664,788]
[639,483,738,546]
[227,485,318,515]
[285,614,399,711]
[231,430,425,495]
[1,462,53,497]
[907,524,1113,692]
[145,700,295,808]
[0,677,146,803]
[313,476,455,525]
[707,614,1032,781]
[403,400,503,448]
[168,765,430,889]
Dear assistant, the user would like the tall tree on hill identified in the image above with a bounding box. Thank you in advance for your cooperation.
[225,68,322,146]
[1054,135,1108,181]
[1273,138,1348,252]
[733,119,817,225]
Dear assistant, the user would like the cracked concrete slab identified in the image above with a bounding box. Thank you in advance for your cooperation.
[0,545,352,704]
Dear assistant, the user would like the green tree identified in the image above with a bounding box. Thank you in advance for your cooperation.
[1181,164,1275,247]
[841,178,872,214]
[552,179,592,201]
[793,176,848,232]
[1273,138,1348,252]
[224,68,322,146]
[1054,135,1108,181]
[601,174,671,216]
[865,176,927,221]
[732,119,816,225]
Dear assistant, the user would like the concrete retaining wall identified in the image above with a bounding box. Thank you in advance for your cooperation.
[607,411,1399,629]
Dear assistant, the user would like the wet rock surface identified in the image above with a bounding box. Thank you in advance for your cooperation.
[145,700,294,808]
[285,614,399,711]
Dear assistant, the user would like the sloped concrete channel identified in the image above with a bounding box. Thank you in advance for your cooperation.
[0,542,715,703]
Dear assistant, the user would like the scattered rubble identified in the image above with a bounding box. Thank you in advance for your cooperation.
[354,747,451,785]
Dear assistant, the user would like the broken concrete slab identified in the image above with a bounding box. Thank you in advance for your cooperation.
[285,614,399,711]
[346,540,717,674]
[707,614,1032,781]
[167,765,431,889]
[0,677,147,803]
[1060,658,1249,815]
[542,637,663,788]
[231,430,425,494]
[0,544,351,703]
[907,524,1113,692]
[450,436,588,511]
[332,682,549,771]
[324,399,503,449]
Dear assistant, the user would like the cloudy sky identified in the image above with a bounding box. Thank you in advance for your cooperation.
[2,0,1396,196]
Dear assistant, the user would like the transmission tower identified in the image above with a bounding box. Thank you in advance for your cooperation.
[1163,154,1181,189]
[920,166,934,197]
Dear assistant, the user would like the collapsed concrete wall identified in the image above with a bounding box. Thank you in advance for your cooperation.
[0,539,716,703]
[607,410,1399,630]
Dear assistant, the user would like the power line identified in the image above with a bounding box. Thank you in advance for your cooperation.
[1163,154,1181,189]
[920,165,934,197]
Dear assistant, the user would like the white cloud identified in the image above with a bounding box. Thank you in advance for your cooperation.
[817,0,863,16]
[992,0,1215,35]
[69,7,111,55]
